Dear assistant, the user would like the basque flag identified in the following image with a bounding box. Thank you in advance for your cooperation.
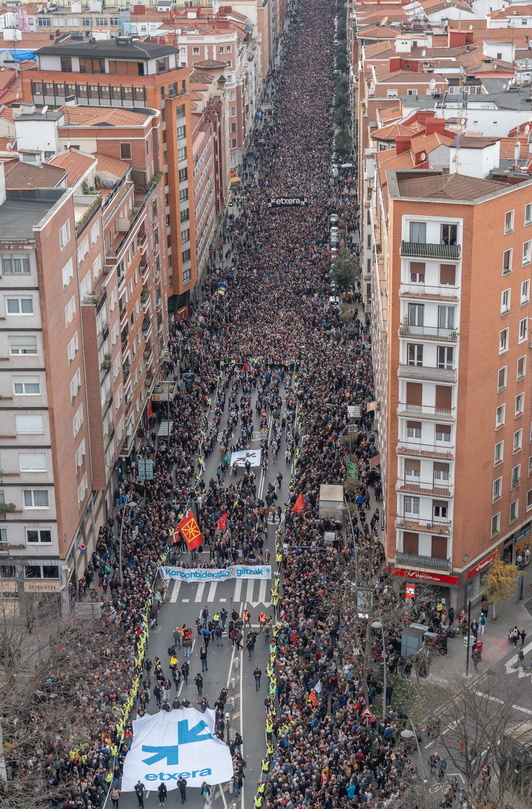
[175,510,203,551]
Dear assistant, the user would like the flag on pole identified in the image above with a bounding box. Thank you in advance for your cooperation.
[215,513,228,532]
[291,493,306,513]
[176,510,203,551]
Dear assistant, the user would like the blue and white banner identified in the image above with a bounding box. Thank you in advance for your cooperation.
[159,565,272,581]
[122,708,233,791]
[230,448,262,467]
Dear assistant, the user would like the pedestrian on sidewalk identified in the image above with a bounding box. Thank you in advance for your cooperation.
[178,776,187,804]
[110,787,120,809]
[520,629,527,647]
[518,648,526,669]
[254,667,262,691]
[181,660,189,685]
[479,613,486,635]
[134,781,146,808]
[200,645,208,672]
[472,647,481,672]
[195,673,204,694]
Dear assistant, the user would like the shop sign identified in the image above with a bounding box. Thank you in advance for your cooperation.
[405,584,415,599]
[24,580,60,592]
[467,550,499,580]
[392,568,459,586]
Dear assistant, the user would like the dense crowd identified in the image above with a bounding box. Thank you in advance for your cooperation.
[0,0,418,804]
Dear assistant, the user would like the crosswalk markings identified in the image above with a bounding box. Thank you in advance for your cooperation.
[208,581,218,601]
[195,582,206,603]
[234,579,243,602]
[168,577,271,608]
[170,581,181,603]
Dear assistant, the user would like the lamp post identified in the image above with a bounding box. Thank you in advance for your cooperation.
[400,722,427,782]
[118,500,137,587]
[372,620,386,722]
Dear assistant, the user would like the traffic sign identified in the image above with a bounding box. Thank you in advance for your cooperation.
[361,708,376,722]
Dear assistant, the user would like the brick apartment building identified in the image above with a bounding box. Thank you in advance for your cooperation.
[371,168,532,607]
[0,102,168,613]
[20,37,199,311]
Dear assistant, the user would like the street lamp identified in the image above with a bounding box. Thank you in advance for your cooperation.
[400,725,427,782]
[118,500,138,587]
[372,620,386,722]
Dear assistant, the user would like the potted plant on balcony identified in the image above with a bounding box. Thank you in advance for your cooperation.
[0,503,16,513]
[399,317,410,336]
[100,354,111,372]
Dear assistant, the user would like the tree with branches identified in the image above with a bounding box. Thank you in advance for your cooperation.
[484,556,519,619]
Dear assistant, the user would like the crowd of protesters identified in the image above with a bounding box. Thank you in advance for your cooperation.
[0,0,429,804]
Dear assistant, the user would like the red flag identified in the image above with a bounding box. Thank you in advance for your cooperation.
[215,513,228,532]
[176,509,203,551]
[291,493,306,513]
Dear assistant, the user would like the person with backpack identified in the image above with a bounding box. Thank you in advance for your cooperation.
[157,782,168,806]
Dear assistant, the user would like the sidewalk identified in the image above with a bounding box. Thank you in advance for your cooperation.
[429,563,532,681]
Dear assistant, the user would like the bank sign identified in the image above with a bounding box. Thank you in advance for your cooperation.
[122,708,233,791]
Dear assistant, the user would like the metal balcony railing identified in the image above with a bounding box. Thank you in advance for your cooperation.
[396,552,452,572]
[398,324,458,342]
[401,241,461,260]
[398,364,456,383]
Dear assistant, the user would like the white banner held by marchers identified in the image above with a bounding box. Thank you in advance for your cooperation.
[159,565,272,582]
[122,708,233,791]
[230,449,262,467]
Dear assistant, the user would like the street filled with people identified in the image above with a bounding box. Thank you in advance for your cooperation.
[0,0,444,806]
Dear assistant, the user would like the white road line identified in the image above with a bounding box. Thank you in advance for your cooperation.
[195,582,205,603]
[219,598,227,602]
[234,579,243,602]
[474,691,504,704]
[512,704,532,715]
[182,599,189,603]
[170,580,181,603]
[208,581,218,602]
[246,579,254,604]
[258,579,267,604]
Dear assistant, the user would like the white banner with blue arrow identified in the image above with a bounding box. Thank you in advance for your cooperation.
[122,708,233,791]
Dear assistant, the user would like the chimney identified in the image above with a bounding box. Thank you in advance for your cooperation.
[389,57,402,72]
[425,117,446,135]
[0,163,5,207]
[395,135,411,155]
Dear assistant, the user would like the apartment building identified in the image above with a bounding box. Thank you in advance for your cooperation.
[20,37,198,309]
[0,103,168,613]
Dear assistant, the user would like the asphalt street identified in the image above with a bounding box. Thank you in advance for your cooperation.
[117,373,291,809]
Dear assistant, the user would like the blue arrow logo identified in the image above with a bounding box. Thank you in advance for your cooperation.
[142,719,213,765]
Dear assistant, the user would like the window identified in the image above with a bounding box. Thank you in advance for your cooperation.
[93,254,102,278]
[505,210,515,233]
[90,221,100,246]
[440,264,456,285]
[80,272,91,298]
[437,346,454,369]
[23,490,49,509]
[182,249,190,263]
[514,429,523,452]
[406,421,422,439]
[433,500,448,519]
[501,288,511,314]
[433,462,450,482]
[499,327,509,353]
[26,564,59,578]
[496,404,506,428]
[405,459,420,479]
[38,17,51,26]
[404,496,420,515]
[9,335,37,355]
[2,255,30,274]
[120,143,132,160]
[16,414,43,434]
[438,306,455,329]
[435,424,451,442]
[65,296,76,327]
[79,57,105,74]
[409,221,426,243]
[70,369,81,401]
[178,146,187,162]
[407,303,424,326]
[519,317,528,343]
[77,237,89,265]
[177,125,186,140]
[26,528,52,544]
[528,490,532,511]
[61,56,72,72]
[493,477,502,500]
[13,375,40,395]
[409,262,425,283]
[516,393,525,416]
[494,441,504,465]
[62,258,73,288]
[526,203,532,226]
[178,167,188,182]
[521,280,530,305]
[491,513,500,536]
[75,438,86,468]
[523,241,532,266]
[0,528,7,546]
[503,249,512,274]
[183,269,191,284]
[512,464,521,487]
[6,297,33,315]
[19,453,46,472]
[181,228,190,243]
[518,356,526,381]
[67,332,79,364]
[498,366,508,391]
[407,344,423,366]
[78,474,88,506]
[179,188,188,202]
[73,403,83,437]
[441,224,458,245]
[59,220,71,249]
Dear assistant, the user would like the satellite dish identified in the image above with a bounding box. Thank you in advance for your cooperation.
[469,24,473,29]
[421,49,426,57]
[42,105,48,114]
[6,142,14,150]
[429,78,436,90]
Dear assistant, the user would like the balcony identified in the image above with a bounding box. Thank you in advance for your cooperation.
[396,480,452,498]
[397,403,454,422]
[398,325,458,342]
[398,364,456,383]
[396,517,452,536]
[399,283,459,302]
[397,442,454,460]
[401,241,461,261]
[141,290,151,311]
[123,361,131,382]
[395,552,452,572]
[142,317,152,340]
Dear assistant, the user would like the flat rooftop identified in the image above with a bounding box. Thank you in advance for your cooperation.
[0,189,67,241]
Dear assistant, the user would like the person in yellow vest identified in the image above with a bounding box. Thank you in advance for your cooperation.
[105,770,113,787]
[253,794,263,808]
[265,718,274,742]
[261,758,270,778]
[257,780,266,796]
[267,742,275,757]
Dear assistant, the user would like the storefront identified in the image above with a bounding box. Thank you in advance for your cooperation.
[391,567,459,609]
[464,550,499,604]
